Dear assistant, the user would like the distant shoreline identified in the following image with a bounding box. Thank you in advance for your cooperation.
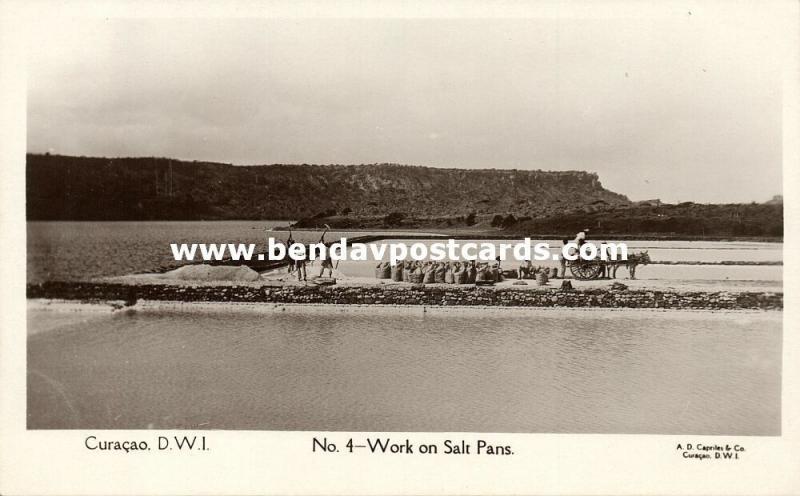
[25,220,783,243]
[280,228,785,243]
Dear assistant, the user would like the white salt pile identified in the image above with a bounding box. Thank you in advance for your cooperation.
[165,264,261,282]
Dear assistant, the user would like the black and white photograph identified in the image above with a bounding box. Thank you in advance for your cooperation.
[2,1,799,494]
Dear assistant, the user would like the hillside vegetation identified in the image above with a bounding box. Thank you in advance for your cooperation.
[26,154,627,220]
[26,154,782,239]
[505,202,783,238]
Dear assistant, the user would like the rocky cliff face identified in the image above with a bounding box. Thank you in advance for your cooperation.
[26,154,628,220]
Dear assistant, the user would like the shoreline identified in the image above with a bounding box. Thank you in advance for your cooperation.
[27,298,783,317]
[26,280,783,311]
[284,229,785,243]
[26,220,784,243]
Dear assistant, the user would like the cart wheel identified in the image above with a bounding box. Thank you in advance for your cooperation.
[570,263,603,280]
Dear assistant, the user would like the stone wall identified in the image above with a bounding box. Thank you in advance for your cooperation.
[27,281,783,310]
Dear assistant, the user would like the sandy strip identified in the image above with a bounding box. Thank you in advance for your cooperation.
[27,298,127,313]
[27,298,783,320]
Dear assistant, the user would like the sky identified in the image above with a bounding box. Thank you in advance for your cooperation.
[26,14,784,203]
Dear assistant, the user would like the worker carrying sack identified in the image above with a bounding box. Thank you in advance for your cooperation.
[434,264,446,283]
[380,262,392,279]
[444,264,455,284]
[454,267,466,284]
[466,265,477,284]
[423,266,436,284]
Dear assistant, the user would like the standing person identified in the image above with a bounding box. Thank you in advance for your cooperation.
[571,229,589,273]
[574,228,589,247]
[467,260,477,284]
[295,246,307,282]
[317,225,334,278]
[600,241,611,278]
[285,229,296,274]
[493,256,503,282]
[560,238,571,278]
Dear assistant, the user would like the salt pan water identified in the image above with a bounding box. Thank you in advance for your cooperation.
[28,305,781,435]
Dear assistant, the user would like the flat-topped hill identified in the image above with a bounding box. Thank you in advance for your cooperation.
[26,153,628,221]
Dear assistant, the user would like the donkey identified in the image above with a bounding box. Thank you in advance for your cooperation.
[610,251,651,280]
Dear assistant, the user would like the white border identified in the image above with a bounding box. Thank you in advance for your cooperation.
[1,1,798,494]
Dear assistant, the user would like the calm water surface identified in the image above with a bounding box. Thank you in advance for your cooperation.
[28,221,285,283]
[28,306,781,434]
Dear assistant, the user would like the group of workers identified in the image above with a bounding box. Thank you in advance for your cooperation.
[284,228,334,282]
[282,227,605,284]
[375,259,565,284]
[375,260,502,284]
[373,229,597,284]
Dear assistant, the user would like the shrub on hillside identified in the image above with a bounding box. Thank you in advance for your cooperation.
[384,211,406,227]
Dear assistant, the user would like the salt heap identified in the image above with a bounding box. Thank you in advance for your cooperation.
[165,264,261,282]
